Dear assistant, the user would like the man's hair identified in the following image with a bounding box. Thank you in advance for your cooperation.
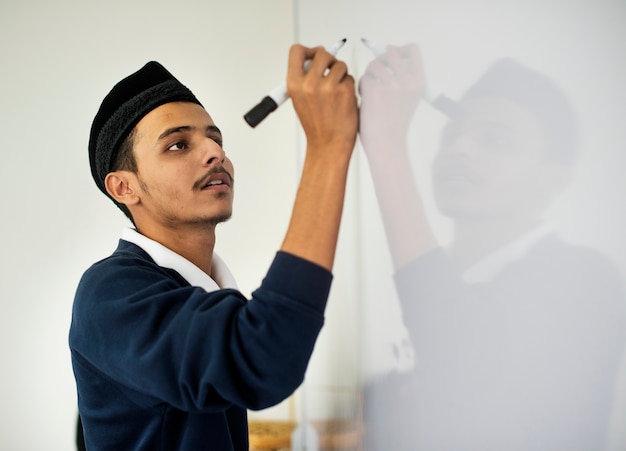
[110,129,138,223]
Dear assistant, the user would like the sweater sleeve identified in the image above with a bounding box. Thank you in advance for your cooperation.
[69,249,332,413]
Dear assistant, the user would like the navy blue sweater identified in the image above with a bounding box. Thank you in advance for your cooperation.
[70,240,332,450]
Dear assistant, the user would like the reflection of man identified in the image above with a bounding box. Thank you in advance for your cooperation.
[360,47,626,450]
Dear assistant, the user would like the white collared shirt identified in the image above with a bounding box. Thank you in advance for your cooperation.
[461,224,553,284]
[121,228,238,293]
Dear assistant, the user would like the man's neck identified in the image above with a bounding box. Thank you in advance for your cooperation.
[449,215,542,271]
[135,222,216,277]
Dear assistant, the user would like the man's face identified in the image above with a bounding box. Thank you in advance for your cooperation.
[432,97,560,221]
[129,101,234,229]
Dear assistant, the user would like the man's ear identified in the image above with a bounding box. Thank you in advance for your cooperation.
[104,171,140,206]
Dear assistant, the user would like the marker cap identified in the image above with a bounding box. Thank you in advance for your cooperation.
[244,96,279,128]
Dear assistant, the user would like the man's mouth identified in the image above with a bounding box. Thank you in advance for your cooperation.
[434,162,481,185]
[204,179,226,188]
[195,169,233,191]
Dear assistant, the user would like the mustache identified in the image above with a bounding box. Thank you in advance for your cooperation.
[192,166,234,191]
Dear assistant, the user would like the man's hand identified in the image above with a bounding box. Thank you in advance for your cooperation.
[359,43,425,159]
[287,44,358,158]
[358,43,437,269]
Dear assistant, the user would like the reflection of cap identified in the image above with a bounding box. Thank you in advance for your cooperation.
[89,61,202,197]
[462,58,579,165]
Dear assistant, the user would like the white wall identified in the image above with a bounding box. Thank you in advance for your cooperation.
[0,1,297,448]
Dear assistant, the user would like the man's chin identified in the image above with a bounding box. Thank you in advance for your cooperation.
[207,213,232,227]
[186,213,232,228]
[436,202,489,221]
[213,214,232,225]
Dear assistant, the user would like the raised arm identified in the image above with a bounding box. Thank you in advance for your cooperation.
[359,43,438,269]
[280,44,358,271]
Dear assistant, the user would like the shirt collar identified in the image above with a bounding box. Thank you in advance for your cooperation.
[121,228,238,292]
[461,224,553,284]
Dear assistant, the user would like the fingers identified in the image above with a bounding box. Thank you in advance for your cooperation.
[358,42,425,152]
[286,43,357,153]
[307,47,338,78]
[288,44,353,83]
[401,43,422,75]
[288,44,336,78]
[287,44,315,79]
[360,42,426,106]
[324,59,350,84]
[364,43,423,81]
[287,44,354,107]
[288,42,423,84]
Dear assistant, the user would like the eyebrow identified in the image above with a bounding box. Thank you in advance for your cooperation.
[157,124,222,141]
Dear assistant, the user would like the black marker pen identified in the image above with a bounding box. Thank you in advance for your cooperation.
[244,38,347,128]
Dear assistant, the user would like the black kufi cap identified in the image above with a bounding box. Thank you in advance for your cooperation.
[89,61,202,197]
[462,58,579,165]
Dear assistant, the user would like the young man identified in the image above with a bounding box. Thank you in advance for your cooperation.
[69,44,357,450]
[360,46,626,449]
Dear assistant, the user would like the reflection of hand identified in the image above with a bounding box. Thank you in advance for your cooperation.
[359,43,425,159]
[287,44,358,158]
[358,44,437,269]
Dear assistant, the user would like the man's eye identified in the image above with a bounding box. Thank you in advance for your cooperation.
[475,130,512,151]
[441,123,464,142]
[168,141,187,151]
[210,136,223,148]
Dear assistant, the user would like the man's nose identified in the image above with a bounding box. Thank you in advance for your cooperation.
[445,132,482,159]
[201,137,225,166]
